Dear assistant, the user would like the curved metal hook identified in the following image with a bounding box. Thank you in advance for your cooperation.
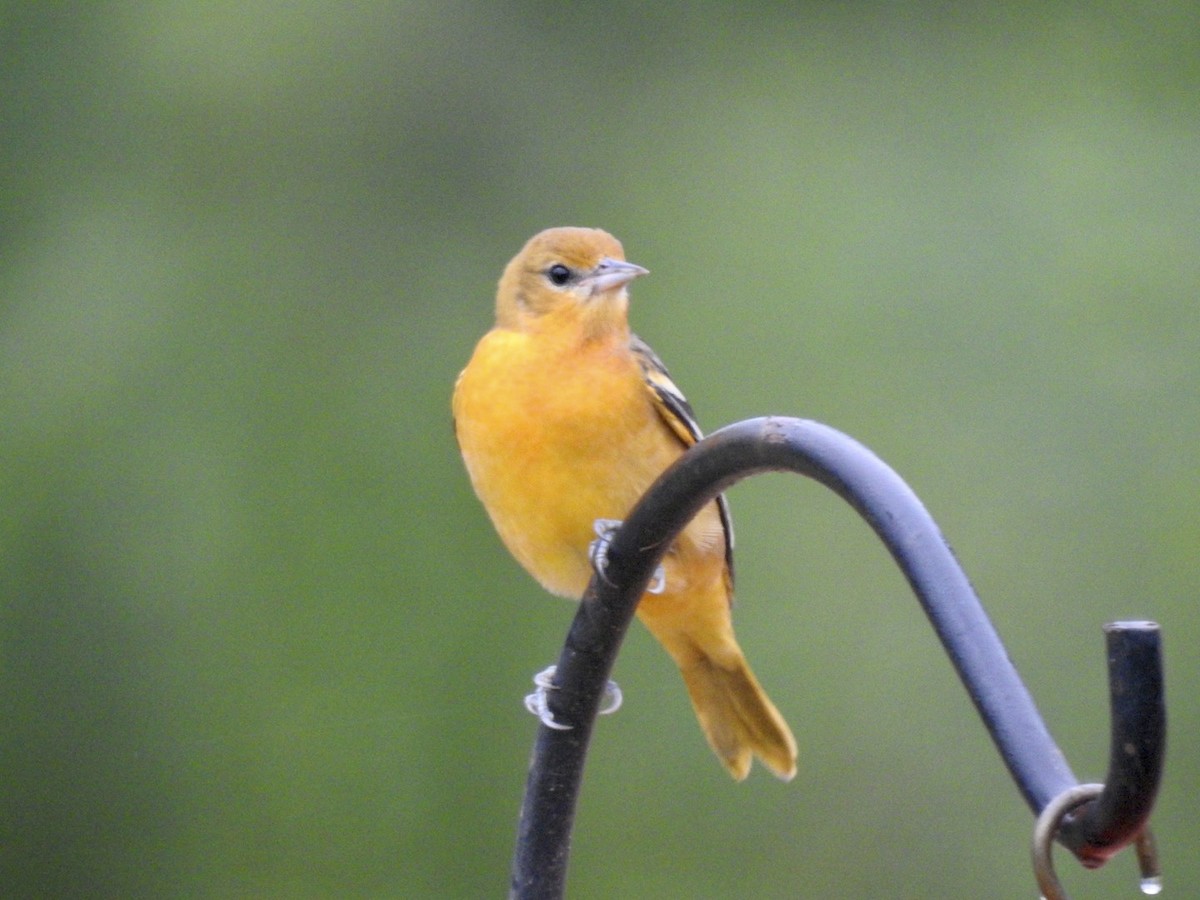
[1034,784,1161,900]
[1055,622,1166,863]
[509,417,1165,899]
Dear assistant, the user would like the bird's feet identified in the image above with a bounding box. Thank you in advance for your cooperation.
[588,518,666,593]
[523,665,623,730]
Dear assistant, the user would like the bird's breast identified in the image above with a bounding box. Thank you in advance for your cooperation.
[454,331,679,596]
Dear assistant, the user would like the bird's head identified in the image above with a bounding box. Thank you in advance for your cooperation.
[495,227,649,334]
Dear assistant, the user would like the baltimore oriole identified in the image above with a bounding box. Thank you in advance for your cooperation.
[452,227,796,780]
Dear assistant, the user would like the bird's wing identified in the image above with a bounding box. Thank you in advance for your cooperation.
[630,334,735,582]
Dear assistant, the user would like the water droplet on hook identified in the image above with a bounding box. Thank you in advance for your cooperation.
[1140,874,1163,895]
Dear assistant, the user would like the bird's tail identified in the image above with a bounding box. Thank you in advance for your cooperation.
[640,611,797,781]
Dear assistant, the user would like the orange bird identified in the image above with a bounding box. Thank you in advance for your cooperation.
[452,227,796,780]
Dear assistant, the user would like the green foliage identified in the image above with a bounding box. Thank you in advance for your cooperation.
[3,3,1198,896]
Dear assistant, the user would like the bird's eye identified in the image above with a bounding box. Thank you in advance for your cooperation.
[547,264,572,286]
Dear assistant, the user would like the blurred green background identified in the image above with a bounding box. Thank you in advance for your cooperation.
[3,3,1197,897]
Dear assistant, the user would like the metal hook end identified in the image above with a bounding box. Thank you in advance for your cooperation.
[1033,784,1161,900]
[1135,827,1162,895]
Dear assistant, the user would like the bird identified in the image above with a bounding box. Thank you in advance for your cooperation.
[452,226,796,781]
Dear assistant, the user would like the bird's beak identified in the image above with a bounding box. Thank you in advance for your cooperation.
[586,257,649,292]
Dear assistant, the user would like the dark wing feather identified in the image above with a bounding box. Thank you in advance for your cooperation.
[630,334,735,584]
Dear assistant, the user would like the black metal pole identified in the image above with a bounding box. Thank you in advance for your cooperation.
[509,417,1165,898]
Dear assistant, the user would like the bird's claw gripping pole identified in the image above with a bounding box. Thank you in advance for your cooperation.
[508,417,1166,900]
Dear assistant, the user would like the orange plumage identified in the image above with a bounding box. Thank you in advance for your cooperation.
[452,227,796,780]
